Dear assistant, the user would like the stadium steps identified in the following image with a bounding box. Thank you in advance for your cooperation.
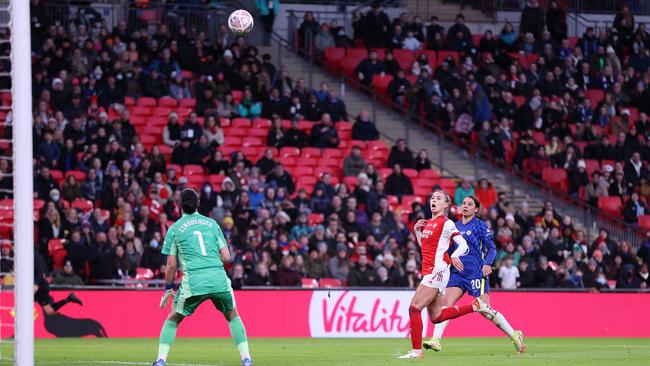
[259,45,598,238]
[402,0,494,23]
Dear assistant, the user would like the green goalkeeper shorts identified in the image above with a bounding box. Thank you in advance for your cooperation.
[173,289,235,317]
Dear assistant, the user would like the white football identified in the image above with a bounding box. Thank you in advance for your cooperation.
[228,9,254,36]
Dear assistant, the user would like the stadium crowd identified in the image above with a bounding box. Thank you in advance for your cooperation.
[1,1,649,291]
[315,3,650,222]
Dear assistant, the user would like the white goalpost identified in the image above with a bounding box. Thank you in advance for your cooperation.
[11,0,34,364]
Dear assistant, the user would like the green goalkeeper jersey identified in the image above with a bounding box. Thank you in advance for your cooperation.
[162,212,231,296]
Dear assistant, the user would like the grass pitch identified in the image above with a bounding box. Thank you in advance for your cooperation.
[1,338,649,366]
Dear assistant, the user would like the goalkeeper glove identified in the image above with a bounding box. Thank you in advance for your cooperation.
[160,283,175,309]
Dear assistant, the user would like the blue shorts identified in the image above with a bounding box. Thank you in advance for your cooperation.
[447,272,489,297]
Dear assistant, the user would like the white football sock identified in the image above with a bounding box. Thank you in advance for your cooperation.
[157,344,170,361]
[432,319,449,339]
[482,310,515,338]
[240,351,251,361]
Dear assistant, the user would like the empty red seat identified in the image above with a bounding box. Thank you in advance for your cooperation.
[419,169,440,179]
[278,157,297,166]
[598,196,622,218]
[301,147,322,158]
[638,215,650,231]
[319,278,343,288]
[158,97,177,107]
[242,137,263,147]
[322,148,342,159]
[280,147,300,157]
[183,164,204,176]
[542,168,568,192]
[179,98,196,107]
[347,48,368,60]
[584,159,600,175]
[403,168,418,179]
[342,176,358,187]
[585,89,605,105]
[324,47,345,70]
[301,278,319,288]
[232,118,252,128]
[137,97,157,107]
[372,74,393,95]
[252,118,272,129]
[71,198,94,212]
[131,106,152,116]
[293,166,314,176]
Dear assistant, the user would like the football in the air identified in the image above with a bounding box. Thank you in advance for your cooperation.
[228,9,254,36]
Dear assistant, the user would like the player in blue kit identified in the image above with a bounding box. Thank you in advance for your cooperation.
[423,195,525,353]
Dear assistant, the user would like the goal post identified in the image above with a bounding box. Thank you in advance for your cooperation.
[11,0,34,364]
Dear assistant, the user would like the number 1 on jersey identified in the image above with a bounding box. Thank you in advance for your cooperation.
[193,231,207,256]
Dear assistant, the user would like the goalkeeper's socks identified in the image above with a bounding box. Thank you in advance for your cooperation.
[158,320,178,361]
[228,316,251,362]
[486,311,515,338]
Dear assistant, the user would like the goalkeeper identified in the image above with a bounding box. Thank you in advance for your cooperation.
[153,188,252,366]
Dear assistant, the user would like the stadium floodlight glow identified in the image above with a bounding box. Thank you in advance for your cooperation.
[11,0,35,364]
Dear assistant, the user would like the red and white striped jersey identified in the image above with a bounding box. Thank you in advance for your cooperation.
[418,215,461,276]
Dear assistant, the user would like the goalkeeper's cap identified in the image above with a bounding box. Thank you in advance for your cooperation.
[179,188,199,214]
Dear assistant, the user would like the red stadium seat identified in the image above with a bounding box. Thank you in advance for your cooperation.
[322,148,342,159]
[542,168,568,192]
[167,164,182,174]
[308,213,324,226]
[293,166,314,176]
[367,140,389,151]
[137,97,157,107]
[301,278,319,288]
[179,98,196,108]
[232,118,252,128]
[71,199,94,213]
[342,176,358,187]
[403,168,418,179]
[252,118,272,129]
[638,215,650,231]
[584,159,600,175]
[280,147,300,158]
[372,74,393,96]
[208,174,226,189]
[301,147,322,158]
[324,47,345,70]
[585,89,605,105]
[158,97,178,107]
[242,137,263,147]
[183,164,204,176]
[48,239,67,270]
[598,196,622,218]
[319,278,343,288]
[347,48,368,60]
[419,169,440,179]
[341,57,360,79]
[65,170,86,181]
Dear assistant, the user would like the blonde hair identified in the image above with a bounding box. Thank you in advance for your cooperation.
[432,189,451,217]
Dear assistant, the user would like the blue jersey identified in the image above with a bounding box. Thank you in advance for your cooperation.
[452,217,496,279]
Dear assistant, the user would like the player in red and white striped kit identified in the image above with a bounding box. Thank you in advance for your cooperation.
[399,190,493,359]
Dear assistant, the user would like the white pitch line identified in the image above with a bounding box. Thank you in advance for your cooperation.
[0,358,220,366]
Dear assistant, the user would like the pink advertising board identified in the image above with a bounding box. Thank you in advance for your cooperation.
[1,290,648,338]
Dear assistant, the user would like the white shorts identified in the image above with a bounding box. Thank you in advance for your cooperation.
[420,265,450,292]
